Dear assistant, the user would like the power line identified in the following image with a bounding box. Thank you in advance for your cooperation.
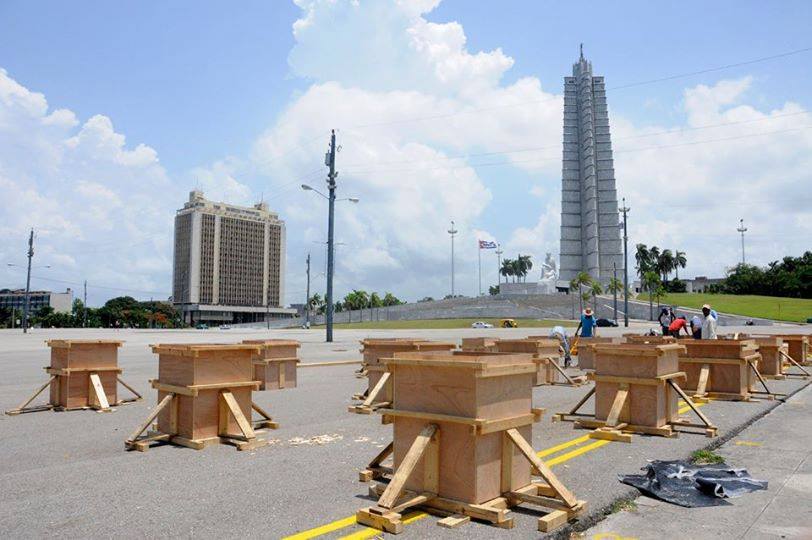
[343,46,812,129]
[338,110,810,170]
[29,275,170,297]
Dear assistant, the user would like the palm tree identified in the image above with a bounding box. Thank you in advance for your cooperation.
[674,250,687,279]
[635,244,652,279]
[642,270,660,321]
[500,259,515,283]
[657,249,674,282]
[590,281,603,311]
[510,259,523,283]
[570,271,592,312]
[518,254,533,282]
[606,277,623,297]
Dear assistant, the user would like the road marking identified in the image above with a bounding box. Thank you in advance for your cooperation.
[338,511,427,540]
[734,440,762,447]
[285,399,712,538]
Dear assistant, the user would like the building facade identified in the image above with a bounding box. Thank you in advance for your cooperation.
[559,46,623,284]
[0,288,73,314]
[172,190,295,324]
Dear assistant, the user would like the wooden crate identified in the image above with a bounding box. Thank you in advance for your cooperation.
[357,351,585,534]
[350,339,457,413]
[554,343,717,442]
[243,339,300,390]
[574,337,621,370]
[495,338,584,386]
[623,334,677,344]
[5,340,142,415]
[751,337,787,379]
[773,335,810,366]
[678,340,764,401]
[125,343,275,452]
[460,337,499,352]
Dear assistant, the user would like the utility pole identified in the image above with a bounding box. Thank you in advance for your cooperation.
[612,261,618,324]
[477,242,482,296]
[495,245,503,286]
[305,252,311,328]
[620,199,630,328]
[22,228,34,334]
[447,221,458,297]
[83,280,88,328]
[325,130,337,342]
[737,218,747,265]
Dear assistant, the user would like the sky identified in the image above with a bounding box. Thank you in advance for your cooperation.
[0,0,810,307]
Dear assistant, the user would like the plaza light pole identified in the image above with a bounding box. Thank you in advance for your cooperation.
[447,221,458,297]
[737,218,747,265]
[7,244,51,333]
[495,245,503,286]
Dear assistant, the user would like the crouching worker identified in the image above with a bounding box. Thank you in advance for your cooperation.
[668,315,691,338]
[548,325,573,367]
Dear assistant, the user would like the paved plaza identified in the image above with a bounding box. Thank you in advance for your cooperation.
[0,325,810,538]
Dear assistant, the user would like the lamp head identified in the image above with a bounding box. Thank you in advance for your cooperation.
[301,184,313,191]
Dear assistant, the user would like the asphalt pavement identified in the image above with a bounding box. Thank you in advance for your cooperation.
[0,325,809,539]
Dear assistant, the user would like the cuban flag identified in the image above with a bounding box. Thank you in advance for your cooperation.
[478,240,497,249]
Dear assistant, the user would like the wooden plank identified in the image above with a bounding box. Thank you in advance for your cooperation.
[220,390,255,439]
[377,408,481,427]
[667,380,714,427]
[251,401,274,421]
[501,431,513,493]
[150,380,198,397]
[779,350,811,376]
[566,386,596,416]
[299,359,362,368]
[188,381,260,391]
[479,413,536,435]
[538,510,569,532]
[362,371,390,407]
[88,373,111,410]
[378,423,438,509]
[438,514,470,528]
[604,385,629,428]
[116,377,142,400]
[5,375,56,415]
[696,364,710,397]
[424,431,440,495]
[506,428,578,508]
[126,394,174,443]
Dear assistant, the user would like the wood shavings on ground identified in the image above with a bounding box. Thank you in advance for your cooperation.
[288,433,344,446]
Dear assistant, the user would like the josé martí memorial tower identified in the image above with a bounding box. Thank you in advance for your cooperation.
[558,45,623,285]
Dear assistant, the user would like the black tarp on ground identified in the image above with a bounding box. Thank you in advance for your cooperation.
[619,460,768,508]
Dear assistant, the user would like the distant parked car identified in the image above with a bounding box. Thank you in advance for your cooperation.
[195,323,209,330]
[219,325,231,330]
[471,321,494,329]
[500,318,518,328]
[595,318,618,327]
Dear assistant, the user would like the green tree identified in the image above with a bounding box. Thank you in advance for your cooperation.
[382,292,402,306]
[674,250,687,279]
[500,259,515,283]
[369,292,383,308]
[657,249,675,282]
[488,284,500,296]
[590,281,603,311]
[642,271,661,321]
[570,271,593,313]
[606,277,623,297]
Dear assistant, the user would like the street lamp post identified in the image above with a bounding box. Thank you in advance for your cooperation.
[23,229,34,333]
[447,221,458,297]
[301,130,358,343]
[737,218,747,265]
[495,245,503,286]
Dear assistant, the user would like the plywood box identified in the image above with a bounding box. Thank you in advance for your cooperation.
[460,337,499,352]
[574,337,621,370]
[592,344,683,428]
[623,334,677,344]
[678,340,760,400]
[243,339,300,390]
[773,335,809,366]
[494,338,580,386]
[751,337,787,378]
[46,340,122,409]
[147,343,263,447]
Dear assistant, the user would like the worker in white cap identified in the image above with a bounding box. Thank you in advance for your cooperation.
[701,303,718,340]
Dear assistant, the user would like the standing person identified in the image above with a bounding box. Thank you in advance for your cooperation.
[668,316,691,338]
[701,304,718,339]
[658,307,673,336]
[577,308,598,338]
[548,325,572,367]
[690,314,703,339]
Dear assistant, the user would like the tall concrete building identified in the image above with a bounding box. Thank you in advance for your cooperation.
[559,45,623,285]
[172,190,295,324]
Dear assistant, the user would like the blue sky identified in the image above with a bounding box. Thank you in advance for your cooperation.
[0,1,810,305]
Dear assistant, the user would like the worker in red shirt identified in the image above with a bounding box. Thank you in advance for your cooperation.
[668,315,691,338]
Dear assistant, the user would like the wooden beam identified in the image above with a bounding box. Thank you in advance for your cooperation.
[220,390,255,439]
[5,375,56,415]
[748,360,772,395]
[116,376,142,402]
[362,372,390,407]
[377,424,438,509]
[667,379,714,428]
[501,431,513,494]
[695,364,710,398]
[566,386,595,416]
[604,385,629,428]
[126,393,174,443]
[779,350,810,376]
[506,428,578,508]
[88,373,111,410]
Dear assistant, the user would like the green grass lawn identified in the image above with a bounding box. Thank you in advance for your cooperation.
[660,293,812,323]
[321,318,577,330]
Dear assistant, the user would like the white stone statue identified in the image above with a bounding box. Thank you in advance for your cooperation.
[538,253,558,294]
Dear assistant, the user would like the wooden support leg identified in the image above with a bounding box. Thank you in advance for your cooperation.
[219,390,256,439]
[116,377,143,404]
[88,373,111,411]
[553,386,595,422]
[5,376,56,415]
[693,364,710,402]
[548,359,579,386]
[748,361,775,397]
[604,385,629,428]
[251,401,279,430]
[125,393,174,450]
[505,428,578,509]
[667,379,717,437]
[378,424,438,509]
[780,351,810,377]
[360,441,394,481]
[588,385,632,443]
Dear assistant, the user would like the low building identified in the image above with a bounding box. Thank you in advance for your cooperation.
[0,288,73,314]
[685,276,725,293]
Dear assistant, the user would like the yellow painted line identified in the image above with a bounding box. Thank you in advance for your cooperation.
[283,515,358,540]
[735,441,762,447]
[537,434,592,458]
[546,439,612,466]
[338,511,427,540]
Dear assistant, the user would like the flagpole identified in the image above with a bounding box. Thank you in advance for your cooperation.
[478,243,482,296]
